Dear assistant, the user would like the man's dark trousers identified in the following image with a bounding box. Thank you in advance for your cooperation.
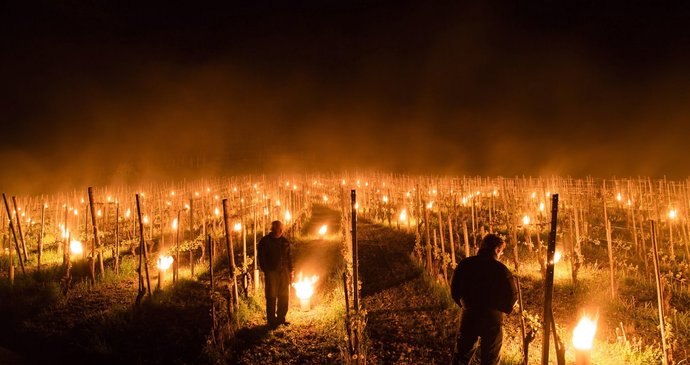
[264,269,290,325]
[452,309,503,365]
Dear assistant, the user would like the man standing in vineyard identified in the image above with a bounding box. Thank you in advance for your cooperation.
[450,234,518,365]
[258,220,294,328]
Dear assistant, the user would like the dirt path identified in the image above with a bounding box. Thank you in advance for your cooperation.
[359,222,459,365]
[231,205,347,364]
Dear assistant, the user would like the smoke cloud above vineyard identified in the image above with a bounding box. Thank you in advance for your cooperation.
[2,2,690,193]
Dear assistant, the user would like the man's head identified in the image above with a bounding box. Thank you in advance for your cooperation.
[271,220,284,238]
[478,234,506,259]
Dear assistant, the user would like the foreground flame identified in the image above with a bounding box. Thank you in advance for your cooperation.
[573,315,598,350]
[157,255,174,271]
[399,209,407,222]
[70,240,83,255]
[553,250,562,264]
[292,272,319,300]
[318,225,328,235]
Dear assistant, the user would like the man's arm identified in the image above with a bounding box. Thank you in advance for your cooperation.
[498,267,518,314]
[257,238,267,272]
[450,265,463,306]
[285,238,294,273]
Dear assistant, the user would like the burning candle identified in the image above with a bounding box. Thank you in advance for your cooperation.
[157,254,174,289]
[522,215,531,226]
[70,239,83,255]
[318,224,327,236]
[573,315,598,365]
[292,272,319,311]
[399,209,407,222]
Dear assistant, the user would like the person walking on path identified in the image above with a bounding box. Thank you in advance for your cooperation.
[258,220,294,328]
[450,234,518,365]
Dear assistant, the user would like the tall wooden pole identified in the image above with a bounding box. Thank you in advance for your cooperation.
[542,194,559,365]
[651,221,669,365]
[88,187,103,282]
[2,193,24,275]
[351,190,359,312]
[38,203,45,271]
[222,199,239,313]
[136,194,152,298]
[11,196,29,262]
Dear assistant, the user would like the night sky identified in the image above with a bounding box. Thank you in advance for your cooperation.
[2,1,690,193]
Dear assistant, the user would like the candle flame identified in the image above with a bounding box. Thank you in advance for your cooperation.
[669,209,677,220]
[157,255,174,271]
[284,210,292,222]
[573,315,598,350]
[382,196,389,203]
[233,222,242,231]
[522,215,531,225]
[399,209,407,222]
[292,272,319,300]
[318,224,327,235]
[70,240,83,255]
[172,218,178,230]
[553,250,562,264]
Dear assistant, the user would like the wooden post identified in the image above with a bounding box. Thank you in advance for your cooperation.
[423,200,432,275]
[222,199,239,313]
[136,194,152,298]
[174,210,181,284]
[351,190,359,312]
[88,187,104,282]
[114,202,120,274]
[343,272,354,356]
[542,194,559,365]
[38,203,45,271]
[11,197,29,262]
[437,207,446,270]
[605,219,616,299]
[189,197,195,277]
[462,220,470,258]
[448,213,456,267]
[350,189,360,361]
[209,234,216,343]
[650,221,669,365]
[516,276,528,365]
[2,193,24,276]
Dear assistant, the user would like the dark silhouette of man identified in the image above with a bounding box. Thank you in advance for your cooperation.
[450,234,518,365]
[258,220,294,328]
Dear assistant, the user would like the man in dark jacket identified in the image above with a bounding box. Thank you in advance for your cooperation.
[450,234,518,365]
[258,220,294,328]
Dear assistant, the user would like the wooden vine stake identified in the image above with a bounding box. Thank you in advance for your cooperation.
[222,199,239,327]
[135,193,152,306]
[650,221,669,365]
[87,187,102,283]
[351,189,361,362]
[11,196,29,262]
[542,194,564,365]
[2,193,24,278]
[208,234,217,345]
